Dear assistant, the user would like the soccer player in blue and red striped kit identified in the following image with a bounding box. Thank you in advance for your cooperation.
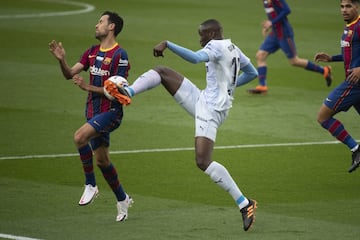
[248,0,333,94]
[49,11,133,221]
[315,0,360,173]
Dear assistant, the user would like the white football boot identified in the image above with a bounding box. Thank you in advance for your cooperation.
[78,184,99,206]
[116,194,134,222]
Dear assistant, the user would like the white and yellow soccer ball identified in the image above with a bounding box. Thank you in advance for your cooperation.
[103,75,129,101]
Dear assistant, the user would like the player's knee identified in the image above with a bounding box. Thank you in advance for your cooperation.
[256,49,268,62]
[73,130,87,147]
[73,131,81,145]
[255,52,264,62]
[316,106,333,125]
[317,113,328,125]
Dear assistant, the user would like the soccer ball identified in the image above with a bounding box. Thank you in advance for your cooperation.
[103,75,129,101]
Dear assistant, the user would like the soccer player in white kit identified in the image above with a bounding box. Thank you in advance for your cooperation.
[105,19,258,231]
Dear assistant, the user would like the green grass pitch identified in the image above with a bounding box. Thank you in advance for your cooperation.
[1,0,360,239]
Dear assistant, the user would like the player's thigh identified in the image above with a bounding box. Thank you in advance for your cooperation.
[88,110,123,134]
[194,95,228,142]
[88,110,122,150]
[259,35,279,54]
[324,81,360,112]
[173,77,200,117]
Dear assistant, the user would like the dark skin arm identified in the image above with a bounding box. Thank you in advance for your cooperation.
[153,41,167,57]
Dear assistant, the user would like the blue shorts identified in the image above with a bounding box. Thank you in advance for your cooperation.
[87,109,123,150]
[260,34,297,59]
[324,80,360,114]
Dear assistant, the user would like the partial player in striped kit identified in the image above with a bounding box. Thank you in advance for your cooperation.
[49,11,133,221]
[248,0,333,94]
[315,0,360,173]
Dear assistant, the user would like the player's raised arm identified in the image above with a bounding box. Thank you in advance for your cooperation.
[49,40,83,79]
[163,40,209,64]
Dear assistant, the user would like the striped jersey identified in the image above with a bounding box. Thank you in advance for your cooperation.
[263,0,293,39]
[79,43,130,119]
[341,16,360,78]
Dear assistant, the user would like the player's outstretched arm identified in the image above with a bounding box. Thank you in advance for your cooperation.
[165,41,209,64]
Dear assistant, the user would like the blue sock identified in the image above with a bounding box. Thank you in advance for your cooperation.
[125,86,134,97]
[257,66,267,86]
[321,118,358,150]
[305,61,323,74]
[78,145,96,186]
[100,163,127,201]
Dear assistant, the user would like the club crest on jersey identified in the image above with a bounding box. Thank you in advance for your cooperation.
[103,57,112,65]
[344,29,353,37]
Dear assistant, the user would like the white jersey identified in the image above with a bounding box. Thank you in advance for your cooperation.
[202,39,250,111]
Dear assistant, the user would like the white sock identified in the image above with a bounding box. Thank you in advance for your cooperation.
[128,69,161,96]
[351,144,359,152]
[205,161,249,209]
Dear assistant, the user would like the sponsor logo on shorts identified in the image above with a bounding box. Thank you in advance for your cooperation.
[196,116,207,122]
[93,120,101,127]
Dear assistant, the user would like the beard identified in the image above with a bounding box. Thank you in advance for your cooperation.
[95,31,106,41]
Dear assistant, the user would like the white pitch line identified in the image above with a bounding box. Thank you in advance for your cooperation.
[0,233,43,240]
[0,140,342,161]
[0,0,95,19]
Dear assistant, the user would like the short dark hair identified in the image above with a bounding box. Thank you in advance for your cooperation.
[102,11,124,36]
[200,19,223,33]
[201,19,222,30]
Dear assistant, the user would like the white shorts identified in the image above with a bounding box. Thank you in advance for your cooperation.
[173,78,228,142]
